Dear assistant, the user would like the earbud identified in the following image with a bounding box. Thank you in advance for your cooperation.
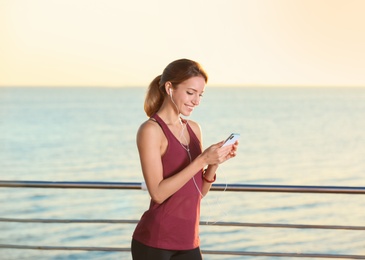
[169,88,180,114]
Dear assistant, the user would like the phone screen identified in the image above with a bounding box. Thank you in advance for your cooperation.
[222,133,240,147]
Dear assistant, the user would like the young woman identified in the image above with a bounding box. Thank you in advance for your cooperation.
[131,59,239,260]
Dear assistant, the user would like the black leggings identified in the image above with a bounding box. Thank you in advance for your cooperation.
[131,239,202,260]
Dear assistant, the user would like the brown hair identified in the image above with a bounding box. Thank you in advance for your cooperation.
[144,59,208,117]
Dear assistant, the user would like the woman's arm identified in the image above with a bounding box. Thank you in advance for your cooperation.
[188,120,239,197]
[200,141,238,196]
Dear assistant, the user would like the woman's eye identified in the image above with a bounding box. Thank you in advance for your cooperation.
[187,91,203,97]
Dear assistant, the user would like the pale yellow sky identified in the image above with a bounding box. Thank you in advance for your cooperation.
[1,0,365,87]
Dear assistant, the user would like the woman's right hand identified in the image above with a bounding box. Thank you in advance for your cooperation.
[200,140,238,165]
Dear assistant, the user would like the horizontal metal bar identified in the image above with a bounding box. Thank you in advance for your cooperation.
[1,218,365,231]
[212,184,365,194]
[0,244,129,252]
[202,250,365,259]
[1,180,365,194]
[201,221,365,230]
[0,180,142,190]
[0,244,364,259]
[0,218,137,224]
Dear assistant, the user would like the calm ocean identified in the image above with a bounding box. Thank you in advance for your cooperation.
[1,87,365,259]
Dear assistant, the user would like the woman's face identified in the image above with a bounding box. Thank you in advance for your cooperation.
[171,76,206,116]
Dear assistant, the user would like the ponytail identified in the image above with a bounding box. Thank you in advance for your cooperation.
[144,75,165,117]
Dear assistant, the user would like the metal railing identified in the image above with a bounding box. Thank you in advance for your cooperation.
[1,180,365,259]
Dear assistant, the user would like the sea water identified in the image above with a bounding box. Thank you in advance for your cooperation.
[1,87,365,259]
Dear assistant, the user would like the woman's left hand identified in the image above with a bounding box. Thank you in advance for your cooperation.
[224,140,239,161]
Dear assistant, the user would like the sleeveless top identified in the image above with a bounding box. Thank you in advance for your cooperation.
[132,113,203,250]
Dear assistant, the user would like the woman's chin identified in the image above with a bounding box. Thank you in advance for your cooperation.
[181,111,193,117]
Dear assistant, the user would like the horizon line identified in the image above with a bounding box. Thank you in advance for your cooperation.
[1,84,365,88]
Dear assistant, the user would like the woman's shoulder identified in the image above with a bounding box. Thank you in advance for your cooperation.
[137,118,162,139]
[186,119,200,129]
[186,119,202,138]
[136,118,165,154]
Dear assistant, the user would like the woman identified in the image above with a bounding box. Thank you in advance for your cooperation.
[131,58,239,260]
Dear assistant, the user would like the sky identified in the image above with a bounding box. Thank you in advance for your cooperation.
[1,0,365,87]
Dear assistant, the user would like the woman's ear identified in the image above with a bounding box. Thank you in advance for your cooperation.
[164,82,172,95]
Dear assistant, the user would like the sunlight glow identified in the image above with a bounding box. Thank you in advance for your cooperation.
[1,0,365,87]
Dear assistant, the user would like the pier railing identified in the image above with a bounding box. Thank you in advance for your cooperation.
[1,180,365,259]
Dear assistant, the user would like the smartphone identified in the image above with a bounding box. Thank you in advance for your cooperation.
[222,133,240,147]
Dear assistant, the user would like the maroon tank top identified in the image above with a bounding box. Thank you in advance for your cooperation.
[132,113,203,250]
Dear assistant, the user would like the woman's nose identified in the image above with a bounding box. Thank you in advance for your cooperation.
[192,96,201,106]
